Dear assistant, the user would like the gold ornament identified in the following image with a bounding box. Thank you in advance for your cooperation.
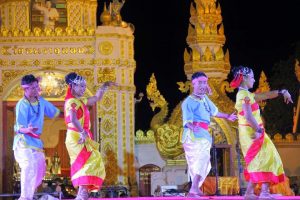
[99,41,113,55]
[100,2,112,26]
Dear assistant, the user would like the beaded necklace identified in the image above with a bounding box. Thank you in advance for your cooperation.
[24,96,40,115]
[192,93,212,116]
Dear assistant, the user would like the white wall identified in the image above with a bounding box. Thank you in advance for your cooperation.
[276,144,300,176]
[135,143,166,169]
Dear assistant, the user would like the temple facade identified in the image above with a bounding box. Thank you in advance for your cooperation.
[0,0,299,197]
[0,0,137,194]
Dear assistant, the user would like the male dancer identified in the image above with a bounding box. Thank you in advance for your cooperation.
[14,74,60,200]
[182,72,237,197]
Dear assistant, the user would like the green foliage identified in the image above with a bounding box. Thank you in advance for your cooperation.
[262,45,300,135]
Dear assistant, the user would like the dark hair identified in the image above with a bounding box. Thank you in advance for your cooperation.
[191,71,207,80]
[21,74,38,85]
[65,72,77,85]
[231,66,252,77]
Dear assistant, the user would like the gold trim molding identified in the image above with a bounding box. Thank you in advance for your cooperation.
[0,58,136,68]
[1,45,95,55]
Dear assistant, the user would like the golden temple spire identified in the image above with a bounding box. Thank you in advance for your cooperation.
[203,46,213,61]
[98,0,128,27]
[186,0,228,80]
[100,2,112,26]
[224,49,230,63]
[190,3,197,17]
[218,23,224,35]
[184,49,191,63]
[216,3,221,14]
[196,3,205,15]
[187,23,196,40]
[204,24,210,34]
[215,47,224,61]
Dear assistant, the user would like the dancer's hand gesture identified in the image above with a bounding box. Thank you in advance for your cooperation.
[78,130,88,144]
[101,81,118,92]
[227,112,237,122]
[281,90,293,104]
[27,123,38,134]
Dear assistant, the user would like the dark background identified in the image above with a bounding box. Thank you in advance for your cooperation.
[97,0,300,131]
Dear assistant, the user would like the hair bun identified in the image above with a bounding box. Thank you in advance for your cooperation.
[65,72,77,85]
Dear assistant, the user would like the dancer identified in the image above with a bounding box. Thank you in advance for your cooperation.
[14,74,60,200]
[231,66,293,200]
[64,72,115,200]
[181,71,237,197]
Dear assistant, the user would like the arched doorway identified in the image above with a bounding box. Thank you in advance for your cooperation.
[139,164,161,197]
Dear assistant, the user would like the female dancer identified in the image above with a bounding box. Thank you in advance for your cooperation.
[231,66,293,200]
[64,72,115,199]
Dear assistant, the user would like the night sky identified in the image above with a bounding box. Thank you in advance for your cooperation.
[98,0,300,131]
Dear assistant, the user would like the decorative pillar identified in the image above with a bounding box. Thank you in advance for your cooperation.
[66,0,84,28]
[83,0,97,28]
[0,0,30,31]
[65,0,97,29]
[95,25,136,189]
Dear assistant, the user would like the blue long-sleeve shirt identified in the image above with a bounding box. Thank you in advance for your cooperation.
[181,95,218,143]
[13,97,60,150]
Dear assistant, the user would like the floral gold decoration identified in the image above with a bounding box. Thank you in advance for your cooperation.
[135,130,155,144]
[97,68,116,83]
[99,41,113,55]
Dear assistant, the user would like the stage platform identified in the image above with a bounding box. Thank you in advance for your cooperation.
[89,196,300,200]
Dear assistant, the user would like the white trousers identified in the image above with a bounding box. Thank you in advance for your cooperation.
[183,138,211,188]
[14,142,46,200]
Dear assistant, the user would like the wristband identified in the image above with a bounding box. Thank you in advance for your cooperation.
[278,89,287,95]
[256,127,263,133]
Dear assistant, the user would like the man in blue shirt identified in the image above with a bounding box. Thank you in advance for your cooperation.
[14,74,60,200]
[182,72,237,197]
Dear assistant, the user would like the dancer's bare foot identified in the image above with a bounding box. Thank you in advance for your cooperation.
[258,192,275,200]
[186,192,203,198]
[75,186,89,200]
[187,188,204,198]
[18,197,31,200]
[244,193,258,200]
[244,182,258,200]
[259,183,275,200]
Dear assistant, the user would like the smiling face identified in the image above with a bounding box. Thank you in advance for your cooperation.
[192,76,208,96]
[72,82,86,98]
[24,81,40,99]
[242,70,255,89]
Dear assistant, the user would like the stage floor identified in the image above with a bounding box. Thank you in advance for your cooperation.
[90,196,300,200]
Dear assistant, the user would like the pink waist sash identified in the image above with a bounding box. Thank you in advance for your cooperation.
[17,132,40,139]
[192,122,209,130]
